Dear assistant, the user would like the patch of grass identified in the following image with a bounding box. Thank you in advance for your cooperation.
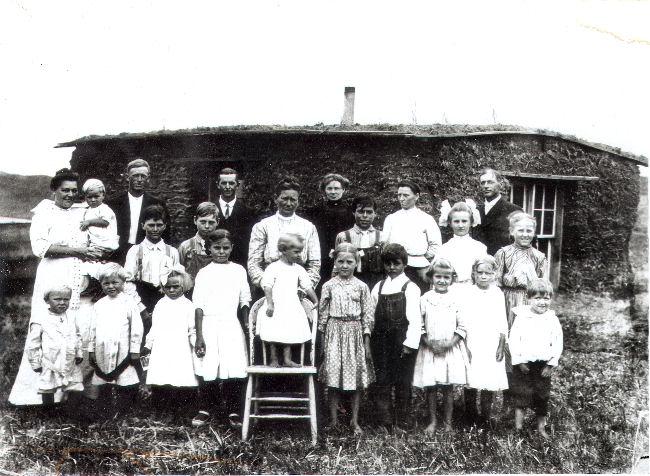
[0,291,647,474]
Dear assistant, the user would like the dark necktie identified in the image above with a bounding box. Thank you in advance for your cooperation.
[225,204,231,219]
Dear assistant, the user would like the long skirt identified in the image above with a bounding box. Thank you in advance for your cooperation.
[318,319,375,391]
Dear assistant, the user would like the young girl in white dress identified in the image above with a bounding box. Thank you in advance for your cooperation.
[436,202,488,284]
[192,229,251,428]
[143,266,198,416]
[463,257,508,426]
[258,233,319,367]
[26,285,84,414]
[318,243,375,435]
[412,258,469,434]
[88,264,143,417]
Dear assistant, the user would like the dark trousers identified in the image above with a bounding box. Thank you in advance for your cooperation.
[404,266,429,294]
[197,378,245,416]
[95,384,138,416]
[150,385,197,416]
[511,361,551,416]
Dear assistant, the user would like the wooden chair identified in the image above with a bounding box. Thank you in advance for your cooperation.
[241,298,318,445]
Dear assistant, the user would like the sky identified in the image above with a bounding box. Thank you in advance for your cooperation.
[0,0,648,176]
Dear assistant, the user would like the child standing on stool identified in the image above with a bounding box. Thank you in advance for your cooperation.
[89,264,143,417]
[258,233,319,368]
[370,243,422,429]
[318,243,375,434]
[178,202,219,281]
[334,195,384,290]
[143,266,198,416]
[412,258,469,434]
[463,257,509,425]
[192,230,251,428]
[436,201,487,285]
[509,279,562,438]
[26,286,84,413]
[124,204,180,335]
[80,179,119,257]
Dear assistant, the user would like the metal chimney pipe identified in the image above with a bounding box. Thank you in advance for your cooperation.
[341,87,355,126]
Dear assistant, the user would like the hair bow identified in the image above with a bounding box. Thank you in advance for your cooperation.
[438,199,482,228]
[159,263,188,287]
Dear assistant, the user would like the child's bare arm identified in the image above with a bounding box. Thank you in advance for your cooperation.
[195,308,205,357]
[80,217,109,230]
[263,287,274,316]
[496,333,505,361]
[305,288,318,307]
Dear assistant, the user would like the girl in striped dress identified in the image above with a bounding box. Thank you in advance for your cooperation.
[318,243,375,434]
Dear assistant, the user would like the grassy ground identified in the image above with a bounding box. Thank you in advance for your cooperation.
[0,289,646,475]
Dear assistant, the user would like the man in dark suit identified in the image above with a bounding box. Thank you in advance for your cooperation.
[475,168,523,255]
[107,158,170,264]
[215,167,255,266]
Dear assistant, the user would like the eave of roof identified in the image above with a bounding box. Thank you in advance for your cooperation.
[55,124,648,166]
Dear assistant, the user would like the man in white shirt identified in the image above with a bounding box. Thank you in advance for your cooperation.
[107,159,169,264]
[475,168,522,256]
[381,180,441,292]
[248,178,320,289]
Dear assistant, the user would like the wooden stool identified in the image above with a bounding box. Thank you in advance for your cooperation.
[242,298,318,445]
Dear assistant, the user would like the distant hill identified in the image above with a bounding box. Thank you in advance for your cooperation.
[0,172,52,219]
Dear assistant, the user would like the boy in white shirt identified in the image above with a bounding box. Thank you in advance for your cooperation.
[508,279,563,439]
[124,204,180,336]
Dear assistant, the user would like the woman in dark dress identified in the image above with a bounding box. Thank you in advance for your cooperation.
[308,174,355,288]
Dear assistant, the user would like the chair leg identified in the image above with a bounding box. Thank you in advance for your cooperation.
[242,376,254,441]
[308,375,317,445]
[252,376,261,417]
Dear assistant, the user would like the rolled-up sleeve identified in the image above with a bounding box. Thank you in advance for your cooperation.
[30,213,52,259]
[247,222,267,287]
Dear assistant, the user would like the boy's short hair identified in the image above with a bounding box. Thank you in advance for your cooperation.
[127,158,150,173]
[218,167,239,180]
[50,168,80,191]
[397,179,420,195]
[425,258,457,281]
[195,201,218,218]
[204,229,233,253]
[320,173,350,192]
[277,233,305,252]
[97,263,129,282]
[43,285,72,302]
[275,177,302,197]
[141,204,167,224]
[82,178,105,194]
[381,243,408,266]
[527,279,554,298]
[352,195,377,212]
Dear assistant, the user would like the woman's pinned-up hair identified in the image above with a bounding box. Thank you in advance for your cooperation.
[50,168,80,191]
[275,177,302,197]
[320,173,350,192]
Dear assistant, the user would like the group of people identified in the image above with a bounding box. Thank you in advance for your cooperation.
[9,160,563,439]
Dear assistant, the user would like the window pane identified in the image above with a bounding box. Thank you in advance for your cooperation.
[512,183,524,208]
[543,210,555,236]
[534,210,542,235]
[534,185,544,210]
[545,186,555,210]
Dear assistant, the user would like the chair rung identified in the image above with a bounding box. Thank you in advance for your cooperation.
[246,365,317,375]
[258,405,308,411]
[252,396,310,402]
[250,414,311,419]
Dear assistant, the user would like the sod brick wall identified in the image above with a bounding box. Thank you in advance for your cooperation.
[69,130,640,293]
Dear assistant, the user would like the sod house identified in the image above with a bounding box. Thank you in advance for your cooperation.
[59,124,647,294]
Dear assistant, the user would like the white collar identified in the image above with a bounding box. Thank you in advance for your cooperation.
[142,238,165,250]
[219,197,237,208]
[276,212,296,222]
[485,195,501,208]
[128,193,144,202]
[352,224,375,234]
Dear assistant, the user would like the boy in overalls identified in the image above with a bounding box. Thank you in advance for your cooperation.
[370,243,423,429]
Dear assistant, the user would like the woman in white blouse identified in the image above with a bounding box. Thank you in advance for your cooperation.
[9,169,101,405]
[381,180,442,293]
